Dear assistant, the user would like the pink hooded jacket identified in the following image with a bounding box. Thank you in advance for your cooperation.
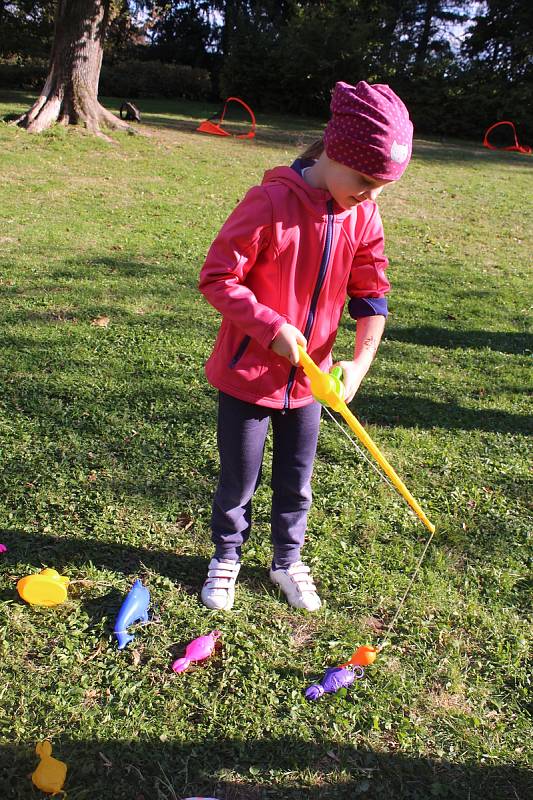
[199,165,390,409]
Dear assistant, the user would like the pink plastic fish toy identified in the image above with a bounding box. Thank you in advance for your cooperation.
[172,630,221,673]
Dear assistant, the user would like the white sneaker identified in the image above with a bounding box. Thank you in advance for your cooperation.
[200,558,241,611]
[269,561,322,611]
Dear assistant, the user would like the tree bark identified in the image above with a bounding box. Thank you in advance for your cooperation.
[221,0,236,57]
[13,0,131,138]
[380,0,403,66]
[414,0,438,73]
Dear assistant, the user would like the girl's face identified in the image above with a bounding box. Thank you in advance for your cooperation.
[323,158,392,210]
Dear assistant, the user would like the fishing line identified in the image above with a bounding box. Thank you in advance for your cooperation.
[322,405,397,495]
[322,404,435,648]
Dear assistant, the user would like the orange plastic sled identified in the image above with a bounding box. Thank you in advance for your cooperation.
[197,97,256,140]
[483,121,531,155]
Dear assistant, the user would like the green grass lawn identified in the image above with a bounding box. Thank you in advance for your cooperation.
[0,90,531,800]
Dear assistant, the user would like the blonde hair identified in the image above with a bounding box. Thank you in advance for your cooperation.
[298,137,325,160]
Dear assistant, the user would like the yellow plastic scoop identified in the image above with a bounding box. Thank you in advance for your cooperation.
[297,346,435,534]
[32,741,67,795]
[17,568,69,607]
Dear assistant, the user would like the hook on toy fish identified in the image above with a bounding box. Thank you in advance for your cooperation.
[296,346,435,534]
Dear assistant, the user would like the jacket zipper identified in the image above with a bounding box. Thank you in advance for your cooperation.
[283,199,334,410]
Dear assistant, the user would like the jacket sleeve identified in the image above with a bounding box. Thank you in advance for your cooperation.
[347,203,391,320]
[198,185,287,350]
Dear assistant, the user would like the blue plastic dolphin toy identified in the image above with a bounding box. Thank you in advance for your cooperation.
[114,579,150,649]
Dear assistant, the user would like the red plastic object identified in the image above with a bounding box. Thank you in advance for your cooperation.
[483,121,531,155]
[197,97,256,140]
[197,119,230,137]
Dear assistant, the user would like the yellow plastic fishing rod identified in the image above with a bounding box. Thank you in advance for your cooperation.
[297,345,435,534]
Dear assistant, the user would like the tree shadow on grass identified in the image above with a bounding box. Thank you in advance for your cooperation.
[102,102,324,150]
[137,112,322,150]
[385,326,532,356]
[0,527,204,584]
[0,529,269,596]
[43,255,200,285]
[1,520,528,615]
[0,333,529,439]
[0,90,37,121]
[413,137,533,170]
[352,391,532,436]
[0,736,530,800]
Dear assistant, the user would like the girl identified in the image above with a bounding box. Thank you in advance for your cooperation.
[198,81,413,611]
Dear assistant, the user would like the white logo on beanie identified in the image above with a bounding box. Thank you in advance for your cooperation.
[390,140,408,164]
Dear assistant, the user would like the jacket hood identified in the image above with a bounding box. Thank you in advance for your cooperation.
[262,166,354,221]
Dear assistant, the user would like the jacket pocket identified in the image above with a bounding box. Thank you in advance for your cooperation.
[229,335,251,368]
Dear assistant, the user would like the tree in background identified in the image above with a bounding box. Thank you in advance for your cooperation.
[456,0,533,140]
[145,0,218,68]
[4,0,532,141]
[13,0,132,136]
[465,0,533,81]
[0,0,56,60]
[217,0,476,113]
[105,0,145,62]
[216,0,295,108]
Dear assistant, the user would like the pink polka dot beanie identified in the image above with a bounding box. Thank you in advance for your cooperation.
[324,81,413,180]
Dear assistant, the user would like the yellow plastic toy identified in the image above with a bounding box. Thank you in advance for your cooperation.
[297,346,435,534]
[32,741,67,795]
[17,568,69,607]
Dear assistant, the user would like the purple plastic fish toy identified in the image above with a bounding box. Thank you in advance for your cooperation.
[305,665,364,701]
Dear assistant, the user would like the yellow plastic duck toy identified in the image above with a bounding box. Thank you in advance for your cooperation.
[32,741,67,795]
[17,568,69,607]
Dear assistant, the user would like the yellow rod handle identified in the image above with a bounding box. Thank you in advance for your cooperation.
[297,346,435,534]
[297,348,323,382]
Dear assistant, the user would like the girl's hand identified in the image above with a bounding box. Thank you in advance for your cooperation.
[271,324,307,365]
[333,360,367,403]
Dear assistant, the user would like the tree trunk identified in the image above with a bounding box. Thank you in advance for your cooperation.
[380,0,403,66]
[221,0,237,57]
[414,0,438,73]
[14,0,130,138]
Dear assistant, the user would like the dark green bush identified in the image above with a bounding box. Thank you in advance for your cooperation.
[99,60,211,100]
[394,72,533,142]
[0,59,211,101]
[0,59,48,90]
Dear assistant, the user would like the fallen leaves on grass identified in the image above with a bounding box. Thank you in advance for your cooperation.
[361,615,385,634]
[83,688,99,708]
[91,315,110,327]
[426,686,472,714]
[287,618,319,649]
